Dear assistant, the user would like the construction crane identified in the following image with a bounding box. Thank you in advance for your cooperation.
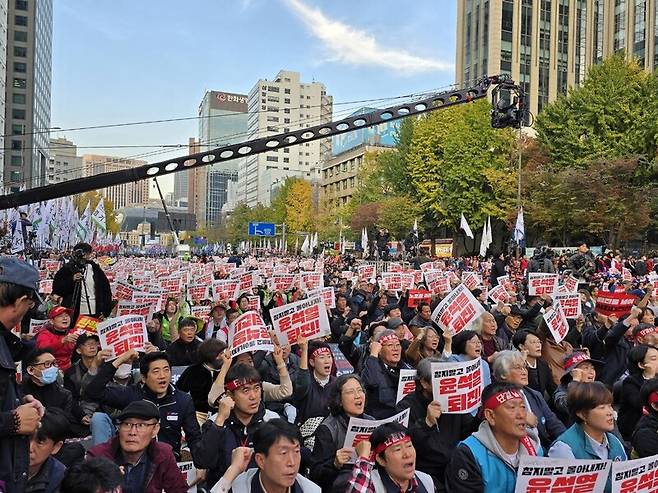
[0,75,525,210]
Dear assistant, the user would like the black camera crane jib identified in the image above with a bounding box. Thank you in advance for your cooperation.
[0,75,525,211]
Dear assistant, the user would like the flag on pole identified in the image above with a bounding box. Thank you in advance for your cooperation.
[460,213,474,239]
[10,222,24,254]
[361,227,369,256]
[91,200,107,233]
[301,235,310,255]
[514,207,525,246]
[413,219,418,238]
[479,217,491,257]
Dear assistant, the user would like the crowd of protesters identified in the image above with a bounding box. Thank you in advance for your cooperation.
[3,241,658,492]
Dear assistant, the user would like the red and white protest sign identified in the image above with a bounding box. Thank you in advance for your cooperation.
[563,275,579,293]
[301,272,323,291]
[269,274,296,292]
[400,273,415,291]
[357,264,375,280]
[29,319,49,336]
[132,291,162,313]
[381,273,402,291]
[553,292,582,319]
[159,277,181,296]
[387,262,403,273]
[488,284,509,305]
[188,284,209,302]
[228,311,273,357]
[515,456,610,493]
[341,270,356,282]
[461,272,481,290]
[407,290,432,308]
[270,296,330,345]
[497,275,513,291]
[623,267,632,281]
[543,303,570,343]
[73,315,100,334]
[342,409,410,463]
[612,453,658,493]
[528,273,559,296]
[431,358,483,414]
[193,272,213,287]
[595,291,637,317]
[116,301,155,321]
[238,272,257,294]
[425,270,450,294]
[39,279,53,295]
[246,295,261,313]
[38,269,48,280]
[430,284,485,335]
[307,287,336,310]
[396,369,417,403]
[213,280,239,301]
[43,259,61,272]
[97,315,148,360]
[114,281,135,301]
[190,305,210,324]
[420,262,435,272]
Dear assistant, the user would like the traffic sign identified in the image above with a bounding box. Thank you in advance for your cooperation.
[248,222,276,237]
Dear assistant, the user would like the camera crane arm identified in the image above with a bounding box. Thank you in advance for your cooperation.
[0,75,523,210]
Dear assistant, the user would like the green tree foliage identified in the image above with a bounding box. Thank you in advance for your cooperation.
[74,191,120,234]
[535,54,658,171]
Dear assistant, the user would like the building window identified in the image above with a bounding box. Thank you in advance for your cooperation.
[10,155,21,165]
[10,171,21,182]
[284,98,290,103]
[284,108,290,114]
[11,140,21,150]
[12,108,25,119]
[14,62,26,73]
[15,0,27,10]
[266,156,278,162]
[14,30,27,42]
[283,148,289,153]
[349,177,355,187]
[14,15,27,26]
[284,88,291,94]
[12,124,23,135]
[500,0,513,74]
[13,46,26,57]
[614,0,626,52]
[13,78,26,89]
[12,93,25,104]
[633,0,647,66]
[283,158,289,163]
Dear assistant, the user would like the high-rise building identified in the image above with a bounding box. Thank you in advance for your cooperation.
[0,1,8,188]
[194,90,247,227]
[238,70,333,207]
[47,137,82,183]
[4,0,53,192]
[82,155,149,209]
[456,0,658,118]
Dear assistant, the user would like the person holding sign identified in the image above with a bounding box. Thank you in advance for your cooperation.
[548,382,626,493]
[405,328,441,367]
[442,330,491,391]
[407,302,435,334]
[346,422,434,493]
[552,351,603,425]
[34,306,78,372]
[445,382,543,493]
[293,340,336,426]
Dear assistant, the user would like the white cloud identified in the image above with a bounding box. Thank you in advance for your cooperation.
[284,0,453,74]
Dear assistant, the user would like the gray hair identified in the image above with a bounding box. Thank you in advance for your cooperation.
[491,350,525,382]
[416,357,441,383]
[472,311,496,336]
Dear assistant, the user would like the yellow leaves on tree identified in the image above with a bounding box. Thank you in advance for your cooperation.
[285,179,314,233]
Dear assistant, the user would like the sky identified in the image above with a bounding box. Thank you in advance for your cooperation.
[50,0,457,195]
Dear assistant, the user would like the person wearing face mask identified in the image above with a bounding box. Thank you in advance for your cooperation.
[548,382,626,493]
[617,344,658,441]
[552,351,603,425]
[362,329,413,419]
[176,339,227,425]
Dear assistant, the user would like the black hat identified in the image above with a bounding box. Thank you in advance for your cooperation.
[384,304,399,316]
[75,333,100,349]
[116,400,160,422]
[509,305,525,317]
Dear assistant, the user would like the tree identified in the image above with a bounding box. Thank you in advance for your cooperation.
[378,197,421,239]
[285,179,314,233]
[74,191,120,234]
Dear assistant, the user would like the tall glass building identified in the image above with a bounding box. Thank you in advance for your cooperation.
[456,0,658,119]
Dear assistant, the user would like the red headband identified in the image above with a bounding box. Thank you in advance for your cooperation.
[564,353,590,372]
[636,326,657,341]
[484,389,523,410]
[310,347,331,359]
[225,378,259,392]
[649,391,658,407]
[379,334,399,345]
[373,432,411,456]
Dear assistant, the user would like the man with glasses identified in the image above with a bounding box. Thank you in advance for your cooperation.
[362,329,412,419]
[0,256,45,492]
[87,400,189,493]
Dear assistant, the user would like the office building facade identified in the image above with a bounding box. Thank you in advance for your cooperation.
[4,0,53,192]
[82,154,149,209]
[47,137,82,183]
[0,1,7,187]
[456,0,658,118]
[238,70,332,207]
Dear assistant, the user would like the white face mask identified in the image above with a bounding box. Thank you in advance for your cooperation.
[115,363,132,380]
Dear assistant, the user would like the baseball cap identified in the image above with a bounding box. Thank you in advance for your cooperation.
[562,351,603,375]
[387,317,405,331]
[384,304,399,316]
[116,400,160,422]
[48,306,73,319]
[0,257,43,305]
[75,333,99,349]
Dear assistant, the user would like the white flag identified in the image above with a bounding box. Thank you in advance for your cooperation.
[361,227,369,256]
[10,223,25,254]
[413,219,418,237]
[91,200,107,233]
[514,207,525,244]
[460,213,474,239]
[479,217,491,257]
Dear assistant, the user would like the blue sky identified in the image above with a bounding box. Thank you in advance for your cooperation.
[51,0,457,193]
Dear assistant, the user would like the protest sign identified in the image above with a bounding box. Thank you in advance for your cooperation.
[528,273,559,296]
[553,292,582,319]
[38,269,47,280]
[611,453,658,493]
[116,301,155,321]
[301,272,323,291]
[420,262,435,272]
[270,296,330,345]
[343,409,410,463]
[412,270,423,284]
[269,274,296,292]
[188,284,209,302]
[430,284,485,335]
[73,315,100,334]
[307,287,336,309]
[228,312,273,357]
[488,284,509,305]
[563,275,579,293]
[431,358,483,413]
[29,319,49,336]
[132,291,162,312]
[189,305,210,324]
[515,456,610,493]
[407,290,432,308]
[543,303,570,343]
[396,369,417,404]
[177,461,198,493]
[595,291,637,317]
[341,270,355,282]
[246,295,261,313]
[357,264,375,280]
[114,280,135,301]
[623,267,632,281]
[39,279,53,295]
[461,271,481,290]
[43,259,61,272]
[328,343,354,377]
[381,272,402,291]
[238,272,257,294]
[97,315,148,360]
[160,277,181,296]
[212,280,239,301]
[400,273,416,291]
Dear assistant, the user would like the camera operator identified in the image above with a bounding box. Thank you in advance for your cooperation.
[52,243,112,323]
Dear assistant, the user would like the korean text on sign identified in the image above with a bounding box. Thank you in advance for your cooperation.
[342,409,410,463]
[228,311,273,357]
[97,315,148,360]
[270,295,331,345]
[396,369,417,403]
[527,273,559,296]
[611,452,658,493]
[515,456,610,493]
[430,283,485,335]
[431,358,483,414]
[543,302,570,343]
[553,292,581,319]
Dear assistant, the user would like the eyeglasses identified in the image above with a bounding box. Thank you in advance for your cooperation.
[118,422,158,432]
[31,360,58,369]
[342,387,365,397]
[383,343,402,350]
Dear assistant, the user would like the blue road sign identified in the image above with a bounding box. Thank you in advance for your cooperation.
[248,222,276,237]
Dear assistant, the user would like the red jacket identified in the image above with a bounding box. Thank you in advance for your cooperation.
[35,325,75,371]
[87,438,189,493]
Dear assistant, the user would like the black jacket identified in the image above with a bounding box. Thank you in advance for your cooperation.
[52,261,112,320]
[175,363,216,414]
[632,411,658,458]
[526,358,556,399]
[84,361,201,460]
[583,320,632,386]
[617,373,645,441]
[22,379,83,426]
[361,356,411,419]
[293,371,336,425]
[165,338,201,366]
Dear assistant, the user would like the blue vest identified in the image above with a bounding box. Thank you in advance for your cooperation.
[552,423,626,493]
[462,436,544,493]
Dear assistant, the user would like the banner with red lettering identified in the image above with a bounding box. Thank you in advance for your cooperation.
[357,264,375,280]
[247,295,261,313]
[553,292,582,319]
[188,284,209,302]
[381,272,402,291]
[543,302,570,343]
[461,271,481,290]
[301,272,323,291]
[29,319,49,336]
[515,456,609,493]
[43,259,61,272]
[430,284,485,335]
[595,291,637,317]
[228,311,273,357]
[270,295,330,345]
[213,280,239,301]
[407,290,432,308]
[424,270,450,294]
[269,274,296,292]
[611,453,658,493]
[73,315,100,334]
[116,301,155,321]
[190,305,210,324]
[400,273,416,291]
[431,358,483,414]
[396,369,417,403]
[97,315,148,360]
[342,409,410,463]
[528,273,559,296]
[132,291,162,313]
[563,275,579,293]
[488,284,509,305]
[238,272,257,294]
[39,279,53,295]
[114,281,135,301]
[307,287,336,309]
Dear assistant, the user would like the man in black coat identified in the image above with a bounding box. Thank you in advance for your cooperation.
[52,243,112,323]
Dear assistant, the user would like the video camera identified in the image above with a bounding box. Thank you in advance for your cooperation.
[70,248,88,274]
